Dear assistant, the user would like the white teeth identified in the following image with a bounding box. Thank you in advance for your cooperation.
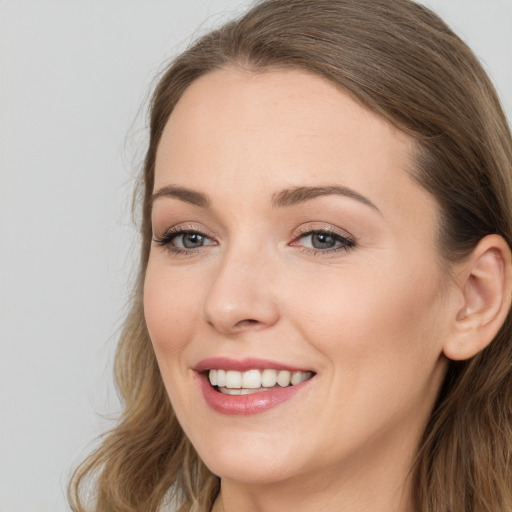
[216,369,226,387]
[219,388,260,395]
[222,388,242,395]
[277,370,291,387]
[207,368,313,391]
[242,369,262,389]
[261,369,278,387]
[291,371,309,385]
[225,370,242,388]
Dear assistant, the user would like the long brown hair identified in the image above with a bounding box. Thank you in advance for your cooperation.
[69,1,512,510]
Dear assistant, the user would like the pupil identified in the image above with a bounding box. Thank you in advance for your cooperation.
[312,233,335,249]
[183,233,204,248]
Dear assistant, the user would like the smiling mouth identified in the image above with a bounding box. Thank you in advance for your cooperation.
[208,369,314,395]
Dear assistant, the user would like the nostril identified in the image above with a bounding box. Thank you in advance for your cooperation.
[235,319,260,328]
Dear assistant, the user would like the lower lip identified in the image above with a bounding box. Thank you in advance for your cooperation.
[197,374,311,416]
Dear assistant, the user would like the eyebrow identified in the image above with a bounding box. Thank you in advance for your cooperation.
[151,185,210,208]
[271,185,380,212]
[150,184,379,213]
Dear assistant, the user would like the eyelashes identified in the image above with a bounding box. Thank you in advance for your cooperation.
[153,227,216,255]
[152,225,355,257]
[291,228,355,254]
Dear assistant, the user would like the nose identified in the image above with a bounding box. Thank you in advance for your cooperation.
[202,247,280,334]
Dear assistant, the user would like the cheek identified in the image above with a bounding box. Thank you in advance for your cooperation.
[281,263,448,443]
[285,260,446,373]
[143,260,200,362]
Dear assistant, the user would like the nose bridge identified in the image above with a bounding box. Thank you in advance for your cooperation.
[202,236,279,333]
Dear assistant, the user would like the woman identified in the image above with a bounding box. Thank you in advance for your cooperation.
[69,1,512,511]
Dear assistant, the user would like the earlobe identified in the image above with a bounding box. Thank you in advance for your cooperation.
[443,235,512,361]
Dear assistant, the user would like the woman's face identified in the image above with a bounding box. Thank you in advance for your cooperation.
[144,68,453,486]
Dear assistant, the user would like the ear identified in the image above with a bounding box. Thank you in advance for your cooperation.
[443,234,512,361]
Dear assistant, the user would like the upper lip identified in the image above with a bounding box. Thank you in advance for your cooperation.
[194,357,312,373]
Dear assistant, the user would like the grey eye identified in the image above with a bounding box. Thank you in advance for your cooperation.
[153,228,216,253]
[310,233,337,249]
[296,230,354,253]
[176,233,208,249]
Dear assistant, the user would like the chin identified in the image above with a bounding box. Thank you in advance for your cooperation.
[206,456,298,485]
[192,431,307,485]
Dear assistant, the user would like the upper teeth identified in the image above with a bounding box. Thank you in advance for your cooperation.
[208,369,312,389]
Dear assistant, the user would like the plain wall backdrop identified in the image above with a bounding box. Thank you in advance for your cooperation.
[0,1,511,511]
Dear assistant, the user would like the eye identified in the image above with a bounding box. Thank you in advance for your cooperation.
[291,228,355,254]
[303,232,340,249]
[173,232,210,249]
[153,228,216,253]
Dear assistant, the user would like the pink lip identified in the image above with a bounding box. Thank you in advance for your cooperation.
[194,357,315,416]
[196,373,312,416]
[194,357,309,372]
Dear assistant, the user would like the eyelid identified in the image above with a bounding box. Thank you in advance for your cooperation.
[152,221,355,257]
[289,223,356,255]
[153,222,215,239]
[292,223,354,242]
[152,223,218,255]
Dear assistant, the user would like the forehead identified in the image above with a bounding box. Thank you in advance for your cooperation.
[154,67,436,225]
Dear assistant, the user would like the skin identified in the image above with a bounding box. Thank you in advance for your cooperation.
[143,68,462,512]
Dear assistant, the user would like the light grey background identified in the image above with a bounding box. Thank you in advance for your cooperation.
[0,1,511,511]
